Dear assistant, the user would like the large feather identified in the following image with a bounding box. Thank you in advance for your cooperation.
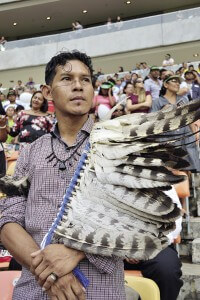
[1,99,200,261]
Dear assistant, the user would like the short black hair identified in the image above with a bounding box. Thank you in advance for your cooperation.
[30,91,48,113]
[45,50,94,85]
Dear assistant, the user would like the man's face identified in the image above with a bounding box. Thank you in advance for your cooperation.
[151,70,160,79]
[0,94,5,101]
[50,60,94,117]
[185,73,195,81]
[8,95,16,103]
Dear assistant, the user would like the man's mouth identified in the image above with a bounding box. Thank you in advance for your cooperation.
[70,96,85,101]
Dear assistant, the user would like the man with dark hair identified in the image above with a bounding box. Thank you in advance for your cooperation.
[0,51,126,300]
[162,54,174,67]
[144,66,162,100]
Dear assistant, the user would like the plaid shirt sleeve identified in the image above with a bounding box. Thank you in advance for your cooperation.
[85,253,120,274]
[0,145,31,230]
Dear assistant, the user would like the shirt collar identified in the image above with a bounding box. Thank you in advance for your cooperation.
[51,114,94,140]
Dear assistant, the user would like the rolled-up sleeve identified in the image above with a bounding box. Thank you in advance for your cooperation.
[0,145,31,230]
[85,253,120,274]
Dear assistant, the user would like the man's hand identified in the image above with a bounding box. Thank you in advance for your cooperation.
[30,244,85,289]
[125,258,140,264]
[46,272,86,300]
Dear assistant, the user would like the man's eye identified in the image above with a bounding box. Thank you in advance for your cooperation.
[83,77,91,82]
[62,77,71,81]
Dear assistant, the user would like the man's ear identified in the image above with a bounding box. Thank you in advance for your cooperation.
[42,85,53,102]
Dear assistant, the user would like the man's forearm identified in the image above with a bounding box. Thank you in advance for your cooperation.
[1,223,39,268]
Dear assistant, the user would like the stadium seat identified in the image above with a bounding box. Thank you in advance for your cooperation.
[0,271,21,300]
[125,272,160,300]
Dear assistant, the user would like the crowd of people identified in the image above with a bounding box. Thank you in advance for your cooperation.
[0,52,200,300]
[0,60,200,171]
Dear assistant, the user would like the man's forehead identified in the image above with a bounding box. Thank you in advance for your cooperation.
[56,60,90,75]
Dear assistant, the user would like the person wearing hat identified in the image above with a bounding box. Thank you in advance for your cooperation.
[179,71,198,101]
[144,66,162,101]
[4,90,20,110]
[93,81,116,120]
[151,74,200,173]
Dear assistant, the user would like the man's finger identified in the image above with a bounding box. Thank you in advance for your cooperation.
[51,286,67,300]
[31,250,42,257]
[62,287,77,300]
[42,272,59,291]
[71,281,86,300]
[31,254,43,269]
[34,261,49,278]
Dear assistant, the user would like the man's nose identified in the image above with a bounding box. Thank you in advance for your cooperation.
[72,78,83,90]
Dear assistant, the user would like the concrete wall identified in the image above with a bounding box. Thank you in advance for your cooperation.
[0,41,200,88]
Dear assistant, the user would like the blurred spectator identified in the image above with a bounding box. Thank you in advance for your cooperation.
[182,62,188,72]
[126,78,152,114]
[26,77,35,89]
[160,68,168,81]
[0,36,6,51]
[162,54,175,67]
[176,66,185,78]
[141,62,149,70]
[115,16,123,29]
[192,70,200,84]
[191,71,200,99]
[4,90,20,109]
[131,72,139,83]
[118,66,124,72]
[144,66,162,100]
[180,71,196,100]
[7,91,53,144]
[72,21,83,31]
[15,80,25,95]
[94,68,104,78]
[106,17,112,30]
[188,64,195,72]
[120,82,134,105]
[93,81,116,120]
[5,105,16,144]
[15,104,25,114]
[0,93,7,107]
[124,73,132,82]
[111,104,125,119]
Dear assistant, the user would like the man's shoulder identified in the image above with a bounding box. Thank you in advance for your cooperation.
[27,133,51,153]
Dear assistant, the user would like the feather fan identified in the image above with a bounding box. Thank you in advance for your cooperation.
[0,99,200,285]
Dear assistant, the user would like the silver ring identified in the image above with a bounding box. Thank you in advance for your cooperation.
[49,272,59,282]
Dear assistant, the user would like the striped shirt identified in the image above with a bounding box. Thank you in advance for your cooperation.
[0,115,125,300]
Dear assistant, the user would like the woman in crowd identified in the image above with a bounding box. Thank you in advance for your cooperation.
[131,72,138,83]
[126,78,152,114]
[7,91,53,144]
[151,74,200,173]
[93,82,116,120]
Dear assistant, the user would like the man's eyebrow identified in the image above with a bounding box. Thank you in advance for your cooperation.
[60,72,91,77]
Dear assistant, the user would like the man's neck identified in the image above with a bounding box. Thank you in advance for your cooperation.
[57,114,89,146]
[150,75,158,82]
